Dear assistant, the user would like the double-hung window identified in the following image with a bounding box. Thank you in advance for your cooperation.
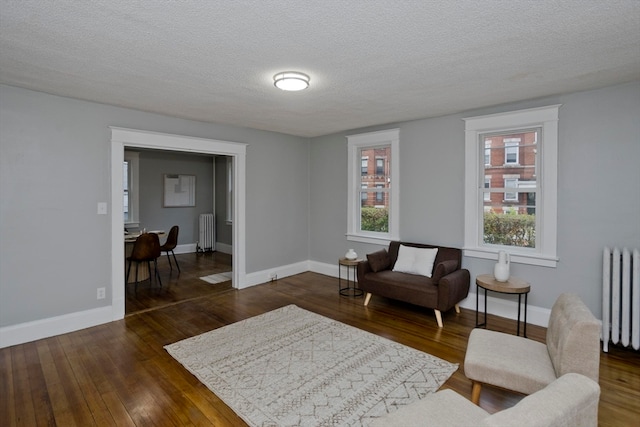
[463,105,560,267]
[347,129,399,244]
[123,151,139,227]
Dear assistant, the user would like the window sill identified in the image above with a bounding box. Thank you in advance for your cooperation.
[464,247,558,268]
[346,233,396,246]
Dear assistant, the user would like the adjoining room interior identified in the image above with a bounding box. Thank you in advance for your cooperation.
[1,1,638,426]
[121,148,234,315]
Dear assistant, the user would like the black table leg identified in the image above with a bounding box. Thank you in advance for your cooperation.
[475,285,479,326]
[483,287,487,327]
[475,285,488,328]
[517,293,522,336]
[524,292,528,338]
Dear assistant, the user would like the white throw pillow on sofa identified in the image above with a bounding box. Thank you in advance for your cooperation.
[393,245,439,277]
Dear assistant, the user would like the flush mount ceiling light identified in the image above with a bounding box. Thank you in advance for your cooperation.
[273,71,310,91]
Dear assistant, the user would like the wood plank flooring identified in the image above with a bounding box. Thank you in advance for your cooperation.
[2,252,639,426]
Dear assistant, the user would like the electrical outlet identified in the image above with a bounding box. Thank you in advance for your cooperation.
[269,272,277,281]
[97,287,106,300]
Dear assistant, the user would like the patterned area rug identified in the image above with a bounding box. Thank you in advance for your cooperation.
[199,271,232,284]
[165,305,458,426]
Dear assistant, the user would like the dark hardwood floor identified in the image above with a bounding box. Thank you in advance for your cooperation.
[125,251,233,314]
[2,253,639,426]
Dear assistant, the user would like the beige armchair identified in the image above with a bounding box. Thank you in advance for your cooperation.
[371,373,600,427]
[464,293,600,404]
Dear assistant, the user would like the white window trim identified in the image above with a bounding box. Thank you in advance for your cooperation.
[463,105,560,267]
[124,151,139,227]
[504,138,520,165]
[347,128,399,245]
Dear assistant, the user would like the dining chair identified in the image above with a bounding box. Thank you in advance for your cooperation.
[126,233,162,291]
[160,225,180,272]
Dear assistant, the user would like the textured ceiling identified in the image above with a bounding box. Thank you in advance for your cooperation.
[1,0,639,137]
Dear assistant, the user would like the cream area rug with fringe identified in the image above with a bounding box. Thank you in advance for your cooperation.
[165,305,458,427]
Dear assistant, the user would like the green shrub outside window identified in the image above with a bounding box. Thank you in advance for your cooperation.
[483,211,535,248]
[361,207,389,232]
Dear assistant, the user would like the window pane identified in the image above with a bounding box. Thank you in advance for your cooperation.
[359,146,391,213]
[480,129,539,249]
[123,160,129,221]
[360,148,390,232]
[483,203,536,248]
[361,205,388,232]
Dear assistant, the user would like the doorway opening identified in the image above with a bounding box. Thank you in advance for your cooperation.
[110,127,247,320]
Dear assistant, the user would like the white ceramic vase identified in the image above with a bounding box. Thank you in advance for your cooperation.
[494,251,510,282]
[345,249,358,260]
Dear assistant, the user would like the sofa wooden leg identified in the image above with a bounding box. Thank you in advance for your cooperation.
[455,303,461,314]
[471,381,482,405]
[434,310,443,327]
[364,293,372,306]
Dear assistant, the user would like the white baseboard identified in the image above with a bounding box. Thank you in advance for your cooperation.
[1,259,551,348]
[309,260,341,278]
[173,243,197,254]
[215,242,232,255]
[0,306,114,348]
[171,242,232,255]
[242,260,310,289]
[458,292,551,328]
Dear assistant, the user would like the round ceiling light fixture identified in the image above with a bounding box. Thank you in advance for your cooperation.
[273,71,310,91]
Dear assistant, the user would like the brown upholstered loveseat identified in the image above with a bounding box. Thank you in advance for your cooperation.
[357,241,470,327]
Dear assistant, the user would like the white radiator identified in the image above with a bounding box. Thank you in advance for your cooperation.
[197,213,215,252]
[602,247,640,352]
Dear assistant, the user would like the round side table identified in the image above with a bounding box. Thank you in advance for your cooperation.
[475,274,530,337]
[338,258,363,297]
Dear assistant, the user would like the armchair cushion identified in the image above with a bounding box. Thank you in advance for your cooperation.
[546,293,601,381]
[371,373,600,427]
[367,249,391,273]
[432,259,460,283]
[465,329,557,395]
[370,389,489,426]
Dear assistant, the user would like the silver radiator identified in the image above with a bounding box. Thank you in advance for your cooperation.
[197,213,215,252]
[602,247,640,352]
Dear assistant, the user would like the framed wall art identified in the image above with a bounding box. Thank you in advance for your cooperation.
[163,174,196,207]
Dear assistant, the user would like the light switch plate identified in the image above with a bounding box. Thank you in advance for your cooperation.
[97,202,108,215]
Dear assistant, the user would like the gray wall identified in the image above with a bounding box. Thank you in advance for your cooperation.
[308,82,640,318]
[1,81,638,329]
[0,84,309,327]
[136,150,214,244]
